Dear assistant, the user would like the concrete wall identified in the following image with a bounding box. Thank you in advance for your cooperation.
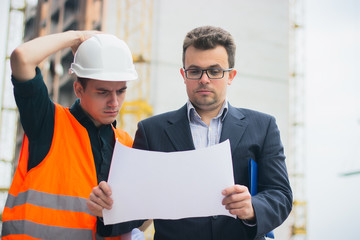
[150,0,289,144]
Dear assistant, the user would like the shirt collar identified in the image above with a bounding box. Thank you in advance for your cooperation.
[187,99,228,122]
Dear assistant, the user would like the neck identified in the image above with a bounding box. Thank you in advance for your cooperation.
[195,103,224,126]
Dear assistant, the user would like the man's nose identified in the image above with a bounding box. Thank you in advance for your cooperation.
[199,70,211,84]
[108,92,119,107]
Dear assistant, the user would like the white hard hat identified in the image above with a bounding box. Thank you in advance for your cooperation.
[70,34,138,81]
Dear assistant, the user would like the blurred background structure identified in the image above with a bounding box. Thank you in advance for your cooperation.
[1,0,359,239]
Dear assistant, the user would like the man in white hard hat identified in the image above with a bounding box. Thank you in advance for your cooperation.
[2,31,143,240]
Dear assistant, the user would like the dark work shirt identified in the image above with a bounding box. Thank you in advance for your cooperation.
[12,67,115,183]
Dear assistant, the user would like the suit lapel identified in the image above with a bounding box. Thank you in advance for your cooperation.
[164,104,247,152]
[165,105,195,151]
[220,104,248,152]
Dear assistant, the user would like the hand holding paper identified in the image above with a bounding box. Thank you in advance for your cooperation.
[221,184,255,220]
[87,181,113,217]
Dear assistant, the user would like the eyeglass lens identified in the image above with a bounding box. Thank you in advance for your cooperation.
[186,69,224,79]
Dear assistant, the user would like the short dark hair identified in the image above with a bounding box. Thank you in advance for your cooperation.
[77,77,89,89]
[182,26,236,68]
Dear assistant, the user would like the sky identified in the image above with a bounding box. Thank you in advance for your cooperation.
[304,0,360,239]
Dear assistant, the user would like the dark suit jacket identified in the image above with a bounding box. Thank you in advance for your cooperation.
[99,103,292,240]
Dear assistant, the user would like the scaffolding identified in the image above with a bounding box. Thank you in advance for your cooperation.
[0,0,26,224]
[289,0,307,239]
[0,0,106,228]
[114,0,154,136]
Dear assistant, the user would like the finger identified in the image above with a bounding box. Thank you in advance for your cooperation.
[81,30,102,42]
[222,191,251,206]
[225,202,242,210]
[86,198,104,217]
[222,192,243,205]
[224,196,250,210]
[222,184,247,196]
[224,197,254,219]
[98,181,112,197]
[71,31,100,54]
[228,201,255,219]
[91,187,113,209]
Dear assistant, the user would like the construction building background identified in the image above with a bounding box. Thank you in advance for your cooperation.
[2,0,358,239]
[2,0,298,239]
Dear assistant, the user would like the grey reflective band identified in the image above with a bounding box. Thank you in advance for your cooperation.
[2,220,93,239]
[5,189,93,215]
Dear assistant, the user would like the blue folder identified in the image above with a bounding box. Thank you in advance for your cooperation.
[248,158,275,239]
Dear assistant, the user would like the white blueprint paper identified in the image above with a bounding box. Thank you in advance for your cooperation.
[103,139,235,225]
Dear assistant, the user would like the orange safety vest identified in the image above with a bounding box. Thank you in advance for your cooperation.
[2,104,133,240]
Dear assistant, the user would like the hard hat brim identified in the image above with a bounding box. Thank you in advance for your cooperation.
[70,63,138,81]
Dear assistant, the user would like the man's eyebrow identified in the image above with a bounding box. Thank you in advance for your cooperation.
[208,64,222,68]
[96,86,128,91]
[186,65,201,69]
[96,87,109,91]
[118,86,128,91]
[186,64,222,69]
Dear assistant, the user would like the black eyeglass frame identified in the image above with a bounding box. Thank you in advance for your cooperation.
[183,67,233,80]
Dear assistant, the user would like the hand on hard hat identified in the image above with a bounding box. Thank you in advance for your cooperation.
[70,34,138,82]
[71,30,103,55]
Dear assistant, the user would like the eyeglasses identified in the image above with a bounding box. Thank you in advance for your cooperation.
[183,68,233,80]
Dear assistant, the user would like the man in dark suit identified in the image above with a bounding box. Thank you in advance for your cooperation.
[88,26,293,240]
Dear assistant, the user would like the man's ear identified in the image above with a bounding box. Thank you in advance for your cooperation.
[73,81,83,98]
[227,69,237,85]
[180,68,186,84]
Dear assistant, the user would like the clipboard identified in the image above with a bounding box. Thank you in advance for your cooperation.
[249,158,275,239]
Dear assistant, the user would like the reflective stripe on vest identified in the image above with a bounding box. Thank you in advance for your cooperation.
[2,220,93,239]
[2,104,133,239]
[4,189,91,214]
